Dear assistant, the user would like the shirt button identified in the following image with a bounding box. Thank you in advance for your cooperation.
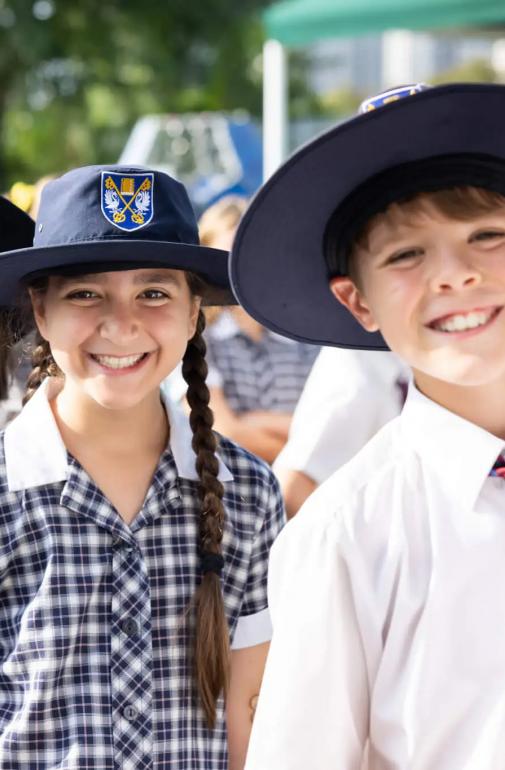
[121,618,139,637]
[123,705,138,721]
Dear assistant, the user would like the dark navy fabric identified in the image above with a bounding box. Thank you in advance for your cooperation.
[0,432,284,768]
[0,165,235,307]
[0,196,34,252]
[230,83,505,349]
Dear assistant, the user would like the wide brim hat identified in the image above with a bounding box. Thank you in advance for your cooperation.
[0,165,236,308]
[0,195,35,253]
[230,83,505,349]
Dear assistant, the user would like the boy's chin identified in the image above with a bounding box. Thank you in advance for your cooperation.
[413,359,505,390]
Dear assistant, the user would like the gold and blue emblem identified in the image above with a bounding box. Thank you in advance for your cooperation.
[359,83,429,114]
[101,171,154,231]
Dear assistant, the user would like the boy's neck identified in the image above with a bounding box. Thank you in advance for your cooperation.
[51,382,169,457]
[413,369,505,439]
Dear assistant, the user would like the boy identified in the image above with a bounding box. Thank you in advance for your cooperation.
[229,83,505,768]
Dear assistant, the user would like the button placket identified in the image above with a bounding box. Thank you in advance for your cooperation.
[110,539,153,770]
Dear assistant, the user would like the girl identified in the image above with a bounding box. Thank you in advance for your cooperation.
[0,165,285,770]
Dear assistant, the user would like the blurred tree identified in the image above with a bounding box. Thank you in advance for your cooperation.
[0,0,269,187]
[430,56,497,84]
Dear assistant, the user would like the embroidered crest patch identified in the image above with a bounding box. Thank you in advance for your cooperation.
[101,171,154,231]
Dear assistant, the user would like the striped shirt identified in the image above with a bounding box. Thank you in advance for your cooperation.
[0,378,285,769]
[205,312,320,414]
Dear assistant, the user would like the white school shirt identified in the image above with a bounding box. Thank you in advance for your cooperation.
[273,347,410,484]
[246,384,505,770]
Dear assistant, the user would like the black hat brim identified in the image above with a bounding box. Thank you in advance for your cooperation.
[0,196,35,253]
[0,239,236,307]
[230,83,505,349]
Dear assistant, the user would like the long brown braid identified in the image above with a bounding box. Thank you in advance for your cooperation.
[23,332,60,405]
[181,303,230,729]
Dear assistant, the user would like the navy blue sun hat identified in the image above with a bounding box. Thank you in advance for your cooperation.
[0,196,34,253]
[0,165,236,307]
[230,82,505,350]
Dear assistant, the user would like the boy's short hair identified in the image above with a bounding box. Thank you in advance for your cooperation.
[346,185,505,272]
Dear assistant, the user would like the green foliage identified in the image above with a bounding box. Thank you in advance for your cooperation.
[0,0,270,187]
[430,57,497,85]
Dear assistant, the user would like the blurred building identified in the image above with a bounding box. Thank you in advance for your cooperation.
[308,32,494,95]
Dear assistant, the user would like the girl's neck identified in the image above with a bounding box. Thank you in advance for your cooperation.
[413,369,505,440]
[51,380,169,456]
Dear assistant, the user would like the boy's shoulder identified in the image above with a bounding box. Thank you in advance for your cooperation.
[281,414,416,546]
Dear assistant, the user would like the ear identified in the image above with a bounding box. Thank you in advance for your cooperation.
[329,276,379,332]
[188,294,202,339]
[28,288,49,340]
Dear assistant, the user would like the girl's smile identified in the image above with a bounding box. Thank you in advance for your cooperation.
[30,268,200,411]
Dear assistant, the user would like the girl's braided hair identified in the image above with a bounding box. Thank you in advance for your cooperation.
[22,270,230,728]
[182,273,230,728]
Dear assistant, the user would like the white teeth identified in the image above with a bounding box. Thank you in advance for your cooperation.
[434,310,494,333]
[92,353,145,369]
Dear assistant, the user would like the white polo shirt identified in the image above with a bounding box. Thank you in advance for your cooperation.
[273,347,410,484]
[246,384,505,770]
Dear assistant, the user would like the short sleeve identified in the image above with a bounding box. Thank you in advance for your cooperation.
[231,472,286,650]
[244,493,369,769]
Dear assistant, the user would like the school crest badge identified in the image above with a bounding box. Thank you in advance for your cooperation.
[101,171,154,231]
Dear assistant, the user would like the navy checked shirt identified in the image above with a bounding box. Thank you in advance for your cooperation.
[0,379,286,769]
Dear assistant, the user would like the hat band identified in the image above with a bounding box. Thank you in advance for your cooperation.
[324,154,505,277]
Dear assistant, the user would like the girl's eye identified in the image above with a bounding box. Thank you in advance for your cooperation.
[386,248,423,265]
[65,290,99,300]
[140,289,169,300]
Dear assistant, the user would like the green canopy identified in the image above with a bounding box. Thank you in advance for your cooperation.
[263,0,505,46]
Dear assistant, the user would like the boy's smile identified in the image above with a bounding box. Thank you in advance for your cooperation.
[330,198,505,391]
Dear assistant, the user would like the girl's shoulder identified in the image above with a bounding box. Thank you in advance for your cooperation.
[217,432,282,504]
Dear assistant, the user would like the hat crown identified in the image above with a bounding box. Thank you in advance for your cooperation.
[34,165,199,248]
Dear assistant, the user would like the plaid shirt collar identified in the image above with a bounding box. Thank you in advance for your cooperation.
[4,377,233,492]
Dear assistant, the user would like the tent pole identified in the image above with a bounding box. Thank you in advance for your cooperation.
[262,39,288,181]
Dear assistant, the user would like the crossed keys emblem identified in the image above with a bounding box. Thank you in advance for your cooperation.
[101,172,154,231]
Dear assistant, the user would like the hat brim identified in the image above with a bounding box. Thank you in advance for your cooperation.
[0,239,236,307]
[230,83,505,349]
[0,197,35,253]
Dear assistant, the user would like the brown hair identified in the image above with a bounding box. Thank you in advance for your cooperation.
[21,270,230,728]
[198,195,248,247]
[352,186,505,259]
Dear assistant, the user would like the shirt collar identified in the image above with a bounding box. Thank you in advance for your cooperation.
[4,378,233,492]
[400,383,505,511]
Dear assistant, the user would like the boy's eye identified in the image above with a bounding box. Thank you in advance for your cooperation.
[386,248,423,265]
[471,229,505,242]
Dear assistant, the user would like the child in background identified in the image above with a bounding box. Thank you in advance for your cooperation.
[273,346,410,517]
[230,83,505,768]
[198,196,319,464]
[0,165,285,770]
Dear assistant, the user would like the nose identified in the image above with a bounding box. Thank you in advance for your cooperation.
[429,245,482,293]
[99,299,140,344]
